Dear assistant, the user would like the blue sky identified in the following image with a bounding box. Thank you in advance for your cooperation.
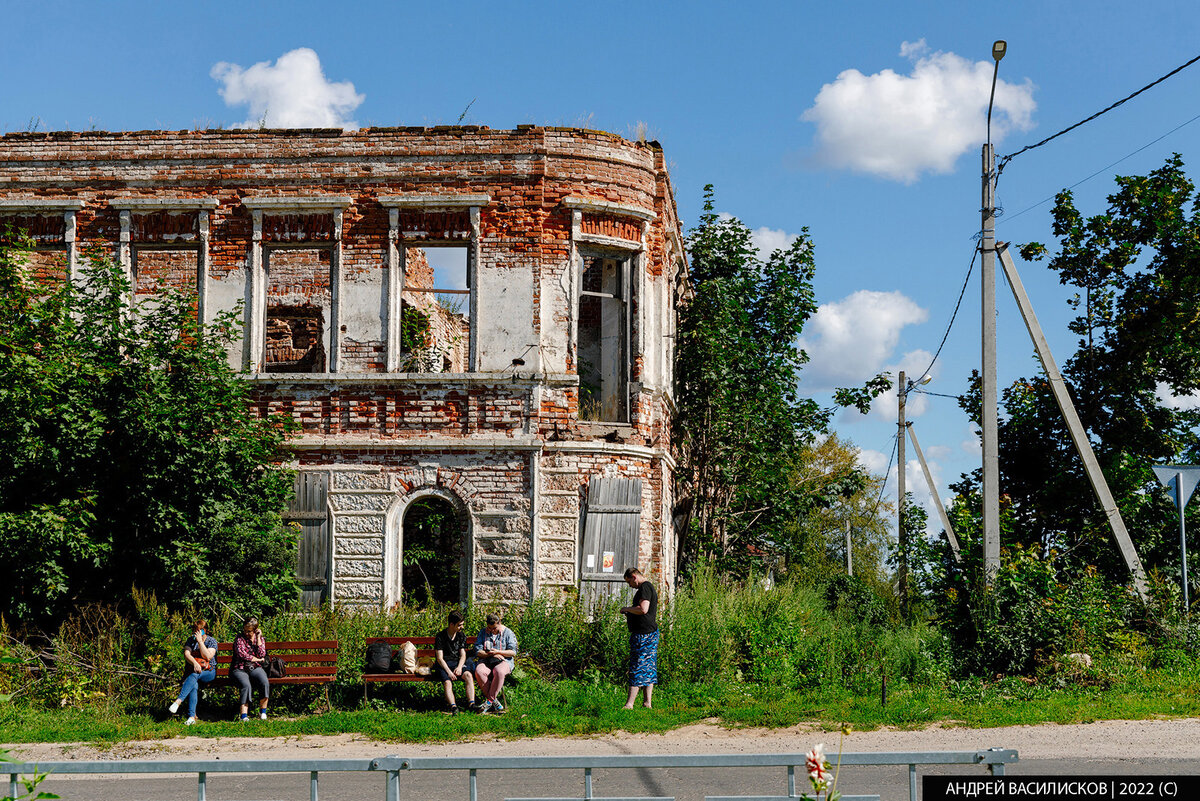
[5,0,1199,531]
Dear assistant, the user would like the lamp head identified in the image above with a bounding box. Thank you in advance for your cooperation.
[992,40,1007,62]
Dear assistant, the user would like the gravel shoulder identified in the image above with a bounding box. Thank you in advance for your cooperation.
[7,718,1200,763]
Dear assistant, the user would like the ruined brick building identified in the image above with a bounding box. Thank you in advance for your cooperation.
[0,127,687,609]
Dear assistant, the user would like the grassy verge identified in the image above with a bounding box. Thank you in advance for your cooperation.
[4,670,1200,746]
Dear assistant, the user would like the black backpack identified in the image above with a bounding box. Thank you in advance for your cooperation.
[365,642,393,674]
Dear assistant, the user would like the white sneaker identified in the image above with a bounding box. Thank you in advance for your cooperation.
[168,700,181,715]
[184,716,196,726]
[259,709,268,720]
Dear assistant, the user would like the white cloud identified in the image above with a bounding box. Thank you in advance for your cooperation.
[750,226,800,257]
[926,444,952,460]
[856,447,891,478]
[865,348,936,421]
[716,213,802,258]
[212,48,364,129]
[799,290,927,390]
[961,424,982,457]
[802,39,1036,182]
[1156,382,1200,411]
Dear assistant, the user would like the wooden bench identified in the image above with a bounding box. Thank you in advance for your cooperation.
[361,636,437,700]
[214,639,339,706]
[362,636,512,708]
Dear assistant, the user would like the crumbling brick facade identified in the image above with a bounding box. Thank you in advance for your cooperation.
[0,126,687,609]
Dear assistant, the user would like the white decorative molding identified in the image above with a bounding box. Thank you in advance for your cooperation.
[241,372,577,386]
[0,199,84,212]
[575,232,644,251]
[562,196,655,221]
[377,194,491,209]
[241,196,353,211]
[287,436,544,451]
[109,197,219,210]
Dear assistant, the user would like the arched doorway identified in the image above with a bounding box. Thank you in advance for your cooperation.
[399,495,469,606]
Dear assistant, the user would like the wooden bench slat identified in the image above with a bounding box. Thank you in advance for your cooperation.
[214,653,338,664]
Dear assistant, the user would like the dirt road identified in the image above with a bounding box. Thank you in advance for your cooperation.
[7,717,1200,763]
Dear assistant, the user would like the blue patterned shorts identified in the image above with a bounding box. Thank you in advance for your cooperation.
[628,630,659,687]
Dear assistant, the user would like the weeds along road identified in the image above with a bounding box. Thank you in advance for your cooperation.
[8,719,1200,800]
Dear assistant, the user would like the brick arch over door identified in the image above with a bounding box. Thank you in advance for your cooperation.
[383,485,474,608]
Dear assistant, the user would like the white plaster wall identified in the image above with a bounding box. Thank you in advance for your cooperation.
[475,258,536,372]
[207,266,248,370]
[339,271,386,354]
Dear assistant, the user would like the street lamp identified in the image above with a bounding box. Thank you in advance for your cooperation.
[987,40,1007,148]
[897,370,932,614]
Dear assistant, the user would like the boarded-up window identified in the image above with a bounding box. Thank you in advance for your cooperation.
[579,476,642,607]
[287,472,330,609]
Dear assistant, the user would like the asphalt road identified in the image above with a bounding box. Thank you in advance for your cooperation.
[26,757,1200,801]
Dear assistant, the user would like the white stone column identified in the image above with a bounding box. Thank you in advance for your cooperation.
[385,208,401,372]
[330,208,343,373]
[248,209,264,373]
[197,210,210,326]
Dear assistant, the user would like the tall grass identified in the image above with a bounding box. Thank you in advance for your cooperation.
[0,571,987,713]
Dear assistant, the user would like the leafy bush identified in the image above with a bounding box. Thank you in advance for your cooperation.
[0,237,298,626]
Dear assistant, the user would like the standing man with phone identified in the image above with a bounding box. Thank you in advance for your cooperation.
[620,567,658,709]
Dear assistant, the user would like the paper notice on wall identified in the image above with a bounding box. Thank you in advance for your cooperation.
[586,554,595,568]
[602,551,615,573]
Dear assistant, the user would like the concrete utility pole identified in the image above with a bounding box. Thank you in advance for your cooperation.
[897,370,908,614]
[905,421,963,564]
[981,143,1001,586]
[845,520,853,577]
[997,244,1150,602]
[980,39,1007,588]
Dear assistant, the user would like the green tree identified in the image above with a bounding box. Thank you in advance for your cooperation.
[0,235,298,626]
[785,433,892,586]
[673,187,831,575]
[953,153,1200,592]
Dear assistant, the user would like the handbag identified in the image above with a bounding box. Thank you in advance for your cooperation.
[190,645,212,672]
[266,655,287,679]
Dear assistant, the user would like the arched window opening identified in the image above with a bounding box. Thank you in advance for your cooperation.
[401,496,467,606]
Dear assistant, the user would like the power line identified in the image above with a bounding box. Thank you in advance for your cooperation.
[871,433,899,514]
[1002,110,1200,224]
[913,243,978,383]
[999,51,1200,172]
[912,389,961,400]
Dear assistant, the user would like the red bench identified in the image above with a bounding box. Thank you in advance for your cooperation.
[214,640,339,706]
[361,636,437,700]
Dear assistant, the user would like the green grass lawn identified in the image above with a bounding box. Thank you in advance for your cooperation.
[4,670,1200,746]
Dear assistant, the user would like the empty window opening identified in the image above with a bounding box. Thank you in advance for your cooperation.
[265,305,326,372]
[401,496,467,607]
[578,253,629,422]
[265,247,332,373]
[401,245,470,372]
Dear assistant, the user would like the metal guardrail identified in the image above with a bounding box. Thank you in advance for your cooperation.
[7,749,1018,801]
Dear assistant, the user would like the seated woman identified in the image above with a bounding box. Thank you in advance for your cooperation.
[472,613,517,714]
[168,619,217,725]
[230,617,270,722]
[433,609,476,714]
